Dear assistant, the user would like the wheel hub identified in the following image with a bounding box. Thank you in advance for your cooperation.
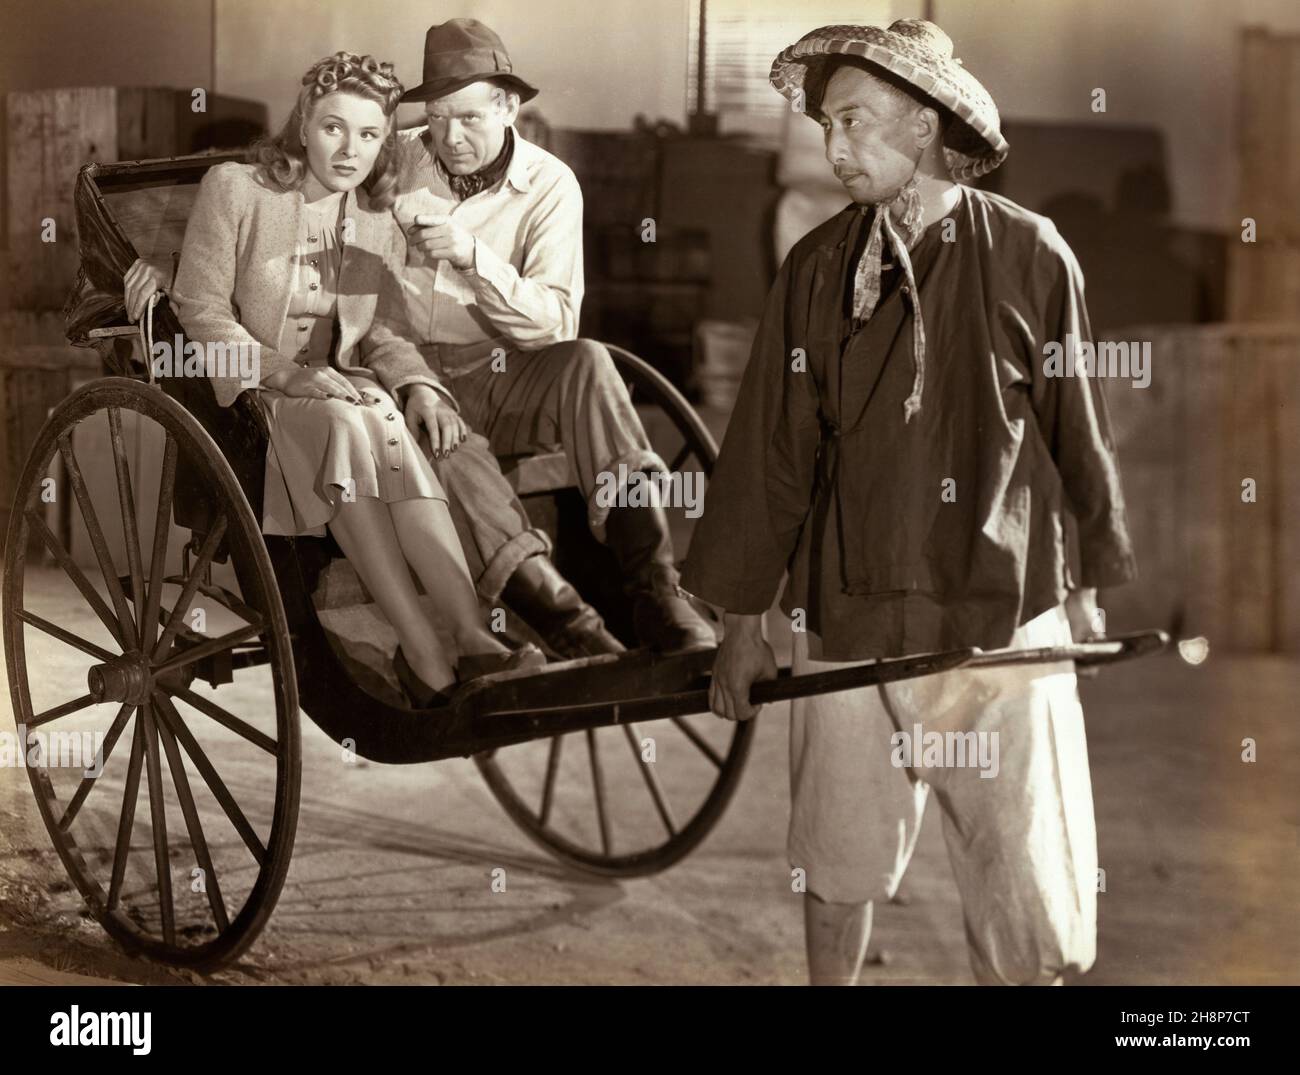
[87,653,153,706]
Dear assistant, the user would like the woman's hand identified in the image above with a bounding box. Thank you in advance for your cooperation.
[123,258,168,322]
[403,384,467,459]
[261,366,365,403]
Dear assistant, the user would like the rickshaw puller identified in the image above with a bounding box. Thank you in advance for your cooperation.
[682,20,1139,986]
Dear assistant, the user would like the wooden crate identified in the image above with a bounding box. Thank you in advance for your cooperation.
[657,135,780,320]
[548,129,660,229]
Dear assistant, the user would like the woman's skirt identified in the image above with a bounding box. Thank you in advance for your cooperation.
[258,372,446,537]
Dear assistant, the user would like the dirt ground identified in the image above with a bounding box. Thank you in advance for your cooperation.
[2,565,1297,986]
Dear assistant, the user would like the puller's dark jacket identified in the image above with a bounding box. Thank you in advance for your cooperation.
[681,186,1138,661]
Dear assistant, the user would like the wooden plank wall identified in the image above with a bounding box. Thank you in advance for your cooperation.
[0,311,100,548]
[6,88,118,311]
[1103,324,1300,654]
[4,87,190,310]
[1228,26,1300,322]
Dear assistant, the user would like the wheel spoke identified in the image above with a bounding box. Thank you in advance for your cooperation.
[60,702,133,830]
[669,442,693,473]
[107,408,148,636]
[153,701,230,933]
[670,715,724,768]
[150,518,228,662]
[25,511,125,648]
[15,608,116,662]
[139,703,176,946]
[57,434,138,650]
[586,729,612,856]
[29,693,97,730]
[108,712,147,911]
[140,435,179,656]
[152,621,264,677]
[622,722,677,836]
[538,735,563,827]
[152,691,266,866]
[168,685,277,755]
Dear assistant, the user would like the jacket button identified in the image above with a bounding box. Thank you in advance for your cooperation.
[390,465,401,471]
[309,282,319,291]
[386,414,396,421]
[308,235,318,243]
[298,323,308,331]
[299,346,308,354]
[388,438,398,445]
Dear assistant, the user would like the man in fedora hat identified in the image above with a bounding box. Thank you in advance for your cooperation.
[371,17,716,658]
[683,21,1138,985]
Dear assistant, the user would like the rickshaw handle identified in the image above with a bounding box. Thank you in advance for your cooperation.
[496,630,1172,725]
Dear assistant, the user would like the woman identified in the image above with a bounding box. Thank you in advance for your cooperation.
[126,52,543,705]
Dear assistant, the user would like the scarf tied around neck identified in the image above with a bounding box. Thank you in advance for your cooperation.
[851,176,928,422]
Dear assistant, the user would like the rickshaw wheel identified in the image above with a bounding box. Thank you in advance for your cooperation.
[3,378,300,971]
[474,345,757,877]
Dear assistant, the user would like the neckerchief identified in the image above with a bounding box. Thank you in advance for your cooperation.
[851,178,928,422]
[438,127,515,201]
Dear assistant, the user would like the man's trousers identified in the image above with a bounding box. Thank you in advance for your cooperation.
[427,338,665,599]
[788,604,1098,985]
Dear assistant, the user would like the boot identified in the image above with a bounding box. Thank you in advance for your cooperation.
[501,554,625,659]
[603,501,716,653]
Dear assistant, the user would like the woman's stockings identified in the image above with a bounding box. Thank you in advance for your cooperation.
[388,497,509,658]
[328,496,456,690]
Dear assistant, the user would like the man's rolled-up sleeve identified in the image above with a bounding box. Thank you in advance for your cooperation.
[458,171,582,348]
[1031,238,1139,588]
[681,259,822,613]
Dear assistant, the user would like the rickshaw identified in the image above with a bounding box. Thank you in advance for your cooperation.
[2,150,1168,973]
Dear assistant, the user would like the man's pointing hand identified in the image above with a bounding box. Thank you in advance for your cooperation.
[409,213,475,270]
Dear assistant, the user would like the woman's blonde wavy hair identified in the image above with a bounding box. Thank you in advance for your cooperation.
[253,52,405,210]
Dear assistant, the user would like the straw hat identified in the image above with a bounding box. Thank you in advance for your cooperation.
[770,19,1008,181]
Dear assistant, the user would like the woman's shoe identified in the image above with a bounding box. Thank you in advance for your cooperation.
[393,646,453,709]
[456,643,548,683]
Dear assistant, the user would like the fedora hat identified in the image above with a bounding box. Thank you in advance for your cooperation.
[770,20,1008,181]
[400,18,538,105]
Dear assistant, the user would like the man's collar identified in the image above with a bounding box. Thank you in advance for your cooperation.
[415,125,535,195]
[502,129,535,193]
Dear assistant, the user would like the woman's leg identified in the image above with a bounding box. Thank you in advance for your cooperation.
[388,497,509,658]
[328,496,456,690]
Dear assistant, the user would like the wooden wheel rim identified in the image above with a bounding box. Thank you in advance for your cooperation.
[475,346,756,877]
[3,378,301,970]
